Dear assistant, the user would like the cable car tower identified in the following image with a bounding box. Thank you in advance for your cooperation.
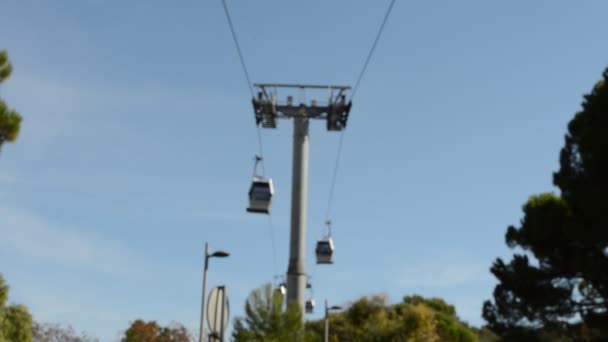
[252,83,352,316]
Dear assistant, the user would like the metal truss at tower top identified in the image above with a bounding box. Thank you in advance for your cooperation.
[252,83,353,132]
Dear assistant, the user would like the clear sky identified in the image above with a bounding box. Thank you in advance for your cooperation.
[1,0,608,340]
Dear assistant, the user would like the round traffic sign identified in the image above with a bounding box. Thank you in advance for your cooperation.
[207,286,230,338]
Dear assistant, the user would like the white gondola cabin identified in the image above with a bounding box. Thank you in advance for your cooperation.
[315,237,335,264]
[247,177,274,214]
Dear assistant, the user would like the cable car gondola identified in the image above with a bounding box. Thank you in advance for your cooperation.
[305,298,315,314]
[247,156,274,214]
[305,282,315,314]
[316,238,334,264]
[316,221,335,264]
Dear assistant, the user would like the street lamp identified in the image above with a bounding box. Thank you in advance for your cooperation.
[324,299,342,342]
[199,242,230,342]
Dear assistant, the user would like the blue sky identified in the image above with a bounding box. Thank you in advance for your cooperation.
[1,0,608,340]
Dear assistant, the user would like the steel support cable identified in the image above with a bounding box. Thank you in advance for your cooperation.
[220,0,254,98]
[255,128,266,176]
[323,0,397,224]
[324,132,345,222]
[351,0,397,100]
[220,0,267,169]
[221,0,277,276]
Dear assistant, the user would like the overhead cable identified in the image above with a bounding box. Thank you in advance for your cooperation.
[351,0,397,99]
[324,0,397,222]
[220,0,276,275]
[220,0,254,98]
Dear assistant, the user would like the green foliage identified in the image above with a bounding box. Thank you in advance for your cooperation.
[0,100,22,142]
[232,283,310,342]
[403,295,456,317]
[2,305,33,342]
[0,274,33,342]
[0,50,22,149]
[0,275,8,310]
[0,51,12,83]
[484,68,608,339]
[403,295,476,341]
[306,294,480,342]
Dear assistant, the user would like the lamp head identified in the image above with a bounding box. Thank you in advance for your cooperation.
[211,250,230,258]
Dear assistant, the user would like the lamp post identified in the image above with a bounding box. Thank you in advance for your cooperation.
[199,242,230,342]
[324,299,342,342]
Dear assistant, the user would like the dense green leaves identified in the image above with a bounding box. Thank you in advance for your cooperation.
[0,274,33,342]
[0,100,21,142]
[306,294,483,342]
[0,51,12,83]
[0,50,22,150]
[484,68,608,339]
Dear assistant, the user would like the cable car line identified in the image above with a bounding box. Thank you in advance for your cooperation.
[220,0,268,167]
[220,0,254,98]
[322,0,397,225]
[221,0,279,277]
[313,2,396,296]
[324,133,345,222]
[351,0,397,100]
[255,128,266,176]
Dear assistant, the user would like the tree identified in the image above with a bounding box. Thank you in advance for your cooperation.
[0,273,33,342]
[232,283,309,342]
[305,294,480,342]
[32,322,99,342]
[121,320,191,342]
[483,68,608,339]
[0,50,23,152]
[234,284,485,341]
[403,295,479,342]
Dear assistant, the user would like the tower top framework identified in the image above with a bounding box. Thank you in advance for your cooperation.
[252,83,352,131]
